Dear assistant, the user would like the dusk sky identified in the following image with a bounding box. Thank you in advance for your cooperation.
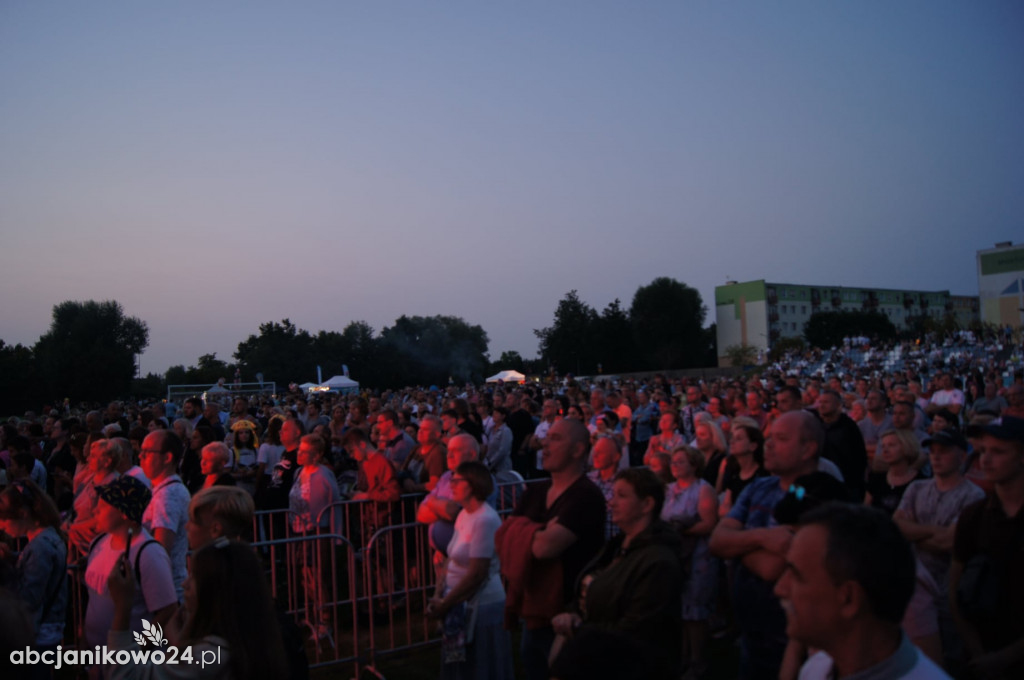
[2,2,1022,379]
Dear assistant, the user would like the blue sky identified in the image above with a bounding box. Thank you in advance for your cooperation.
[2,2,1022,377]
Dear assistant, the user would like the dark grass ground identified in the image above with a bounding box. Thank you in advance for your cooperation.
[311,630,741,680]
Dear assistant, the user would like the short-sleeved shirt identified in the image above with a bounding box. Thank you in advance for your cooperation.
[444,504,505,606]
[424,470,455,509]
[382,432,415,467]
[84,530,177,648]
[858,414,893,449]
[971,396,1007,416]
[953,495,1024,652]
[586,469,618,540]
[896,478,984,588]
[513,474,606,606]
[720,463,769,506]
[417,443,446,484]
[257,442,285,472]
[533,419,554,470]
[419,471,499,518]
[726,476,789,647]
[289,465,342,533]
[124,465,152,489]
[632,402,659,443]
[646,432,686,459]
[485,424,514,473]
[798,633,951,680]
[867,471,925,517]
[727,476,786,531]
[929,389,964,409]
[141,475,190,601]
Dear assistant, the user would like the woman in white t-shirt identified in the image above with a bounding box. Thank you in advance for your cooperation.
[107,539,287,680]
[83,476,177,652]
[427,461,513,680]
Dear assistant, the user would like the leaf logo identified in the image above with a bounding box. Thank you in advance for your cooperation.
[133,631,146,647]
[139,618,169,647]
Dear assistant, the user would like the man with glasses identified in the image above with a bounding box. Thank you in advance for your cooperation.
[139,429,191,601]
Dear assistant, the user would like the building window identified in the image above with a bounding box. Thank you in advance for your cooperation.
[801,305,806,314]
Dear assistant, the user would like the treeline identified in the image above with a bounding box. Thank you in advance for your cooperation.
[1,277,719,412]
[534,277,717,376]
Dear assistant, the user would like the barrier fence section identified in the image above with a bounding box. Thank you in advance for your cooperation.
[65,478,539,677]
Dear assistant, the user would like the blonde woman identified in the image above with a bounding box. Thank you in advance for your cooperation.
[693,419,727,488]
[864,429,925,516]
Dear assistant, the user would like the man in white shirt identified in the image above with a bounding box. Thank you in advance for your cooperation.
[927,373,965,418]
[140,429,191,601]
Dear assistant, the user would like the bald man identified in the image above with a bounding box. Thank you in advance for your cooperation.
[510,418,606,680]
[710,411,825,679]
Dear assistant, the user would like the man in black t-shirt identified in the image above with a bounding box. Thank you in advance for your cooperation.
[511,418,606,680]
[950,416,1024,678]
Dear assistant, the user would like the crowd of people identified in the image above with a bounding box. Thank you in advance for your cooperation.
[1,333,1023,679]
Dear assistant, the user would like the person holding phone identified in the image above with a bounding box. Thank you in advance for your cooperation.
[107,539,287,680]
[83,476,177,652]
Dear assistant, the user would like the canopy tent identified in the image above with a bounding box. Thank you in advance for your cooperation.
[298,382,319,393]
[203,381,231,402]
[317,374,361,394]
[486,369,526,384]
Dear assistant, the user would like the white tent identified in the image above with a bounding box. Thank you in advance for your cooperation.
[204,382,230,402]
[299,382,319,393]
[319,374,361,394]
[486,369,526,384]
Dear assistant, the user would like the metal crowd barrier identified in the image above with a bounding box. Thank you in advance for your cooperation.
[63,477,541,677]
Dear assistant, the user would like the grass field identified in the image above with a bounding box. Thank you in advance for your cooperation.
[312,630,741,680]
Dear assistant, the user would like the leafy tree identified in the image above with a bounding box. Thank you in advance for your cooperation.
[337,321,384,385]
[378,315,490,387]
[723,344,760,368]
[234,319,316,386]
[164,365,189,387]
[33,300,148,404]
[492,350,526,373]
[534,290,600,375]
[309,322,385,386]
[194,353,234,385]
[0,340,41,414]
[804,310,897,349]
[702,323,719,367]
[311,330,349,377]
[132,372,166,401]
[593,299,636,373]
[164,353,236,387]
[629,277,707,369]
[768,336,806,361]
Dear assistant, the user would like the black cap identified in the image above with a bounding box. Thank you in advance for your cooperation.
[923,428,967,451]
[979,416,1024,444]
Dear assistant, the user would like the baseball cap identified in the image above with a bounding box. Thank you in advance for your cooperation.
[979,416,1024,443]
[923,428,967,450]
